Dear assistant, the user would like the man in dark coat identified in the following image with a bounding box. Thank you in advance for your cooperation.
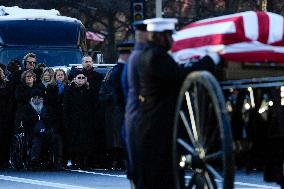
[0,67,14,168]
[112,42,134,110]
[81,55,104,167]
[263,88,284,188]
[108,41,133,169]
[7,59,22,87]
[134,18,220,189]
[15,89,63,170]
[82,55,103,97]
[22,52,43,83]
[22,53,36,71]
[99,69,116,168]
[122,21,148,184]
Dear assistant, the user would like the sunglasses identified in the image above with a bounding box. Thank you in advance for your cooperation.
[26,61,36,64]
[77,76,86,80]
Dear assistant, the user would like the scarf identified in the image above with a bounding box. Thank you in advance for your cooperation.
[57,80,65,95]
[30,100,43,114]
[42,81,51,88]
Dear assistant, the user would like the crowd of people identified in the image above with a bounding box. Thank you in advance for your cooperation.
[0,51,130,171]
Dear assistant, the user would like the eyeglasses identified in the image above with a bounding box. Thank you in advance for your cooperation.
[26,61,36,64]
[77,76,86,80]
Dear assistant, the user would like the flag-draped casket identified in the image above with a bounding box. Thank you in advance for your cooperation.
[171,11,284,64]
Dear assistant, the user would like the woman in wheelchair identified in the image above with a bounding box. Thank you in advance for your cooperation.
[12,88,63,170]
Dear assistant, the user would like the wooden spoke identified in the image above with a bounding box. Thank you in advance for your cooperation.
[206,151,223,162]
[177,138,195,155]
[185,91,199,141]
[179,110,198,148]
[206,164,223,181]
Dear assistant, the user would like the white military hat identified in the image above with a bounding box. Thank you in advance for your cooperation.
[143,18,178,32]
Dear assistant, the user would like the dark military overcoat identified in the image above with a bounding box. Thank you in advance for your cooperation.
[134,42,216,189]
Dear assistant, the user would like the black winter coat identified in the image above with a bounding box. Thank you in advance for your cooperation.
[99,70,114,103]
[99,70,122,148]
[135,42,216,188]
[15,84,44,110]
[46,84,67,132]
[82,68,103,99]
[0,81,13,132]
[0,81,14,166]
[63,83,98,154]
[110,63,126,108]
[15,103,57,138]
[7,70,22,88]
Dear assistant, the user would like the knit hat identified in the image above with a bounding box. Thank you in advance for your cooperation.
[30,88,44,98]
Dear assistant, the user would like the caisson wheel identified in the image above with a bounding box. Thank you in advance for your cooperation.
[173,71,234,189]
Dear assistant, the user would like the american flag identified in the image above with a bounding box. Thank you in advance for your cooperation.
[86,31,105,42]
[171,11,284,64]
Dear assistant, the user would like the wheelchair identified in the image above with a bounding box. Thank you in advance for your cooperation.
[10,123,55,170]
[10,123,29,170]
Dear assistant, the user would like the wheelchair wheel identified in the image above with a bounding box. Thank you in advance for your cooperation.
[173,71,234,189]
[10,133,28,170]
[40,147,55,170]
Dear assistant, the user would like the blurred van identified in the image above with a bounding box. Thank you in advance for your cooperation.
[0,6,87,68]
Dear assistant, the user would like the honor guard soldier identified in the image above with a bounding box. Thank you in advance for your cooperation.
[134,18,220,189]
[107,41,134,170]
[123,21,148,187]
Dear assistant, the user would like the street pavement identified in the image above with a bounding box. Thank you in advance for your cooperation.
[0,168,281,189]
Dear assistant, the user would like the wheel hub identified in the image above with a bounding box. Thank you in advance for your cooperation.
[180,152,205,170]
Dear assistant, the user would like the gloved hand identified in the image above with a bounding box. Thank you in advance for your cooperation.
[206,52,221,65]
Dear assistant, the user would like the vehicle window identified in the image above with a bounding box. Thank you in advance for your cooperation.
[0,20,79,46]
[0,49,82,67]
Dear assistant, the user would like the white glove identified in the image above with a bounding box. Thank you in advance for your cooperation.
[207,52,220,65]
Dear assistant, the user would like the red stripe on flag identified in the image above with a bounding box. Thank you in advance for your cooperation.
[222,51,284,63]
[172,34,251,52]
[256,12,269,44]
[172,17,249,52]
[271,40,284,46]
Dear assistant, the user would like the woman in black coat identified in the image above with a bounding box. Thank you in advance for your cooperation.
[0,67,14,168]
[63,72,98,169]
[15,70,44,110]
[46,69,69,166]
[39,68,55,89]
